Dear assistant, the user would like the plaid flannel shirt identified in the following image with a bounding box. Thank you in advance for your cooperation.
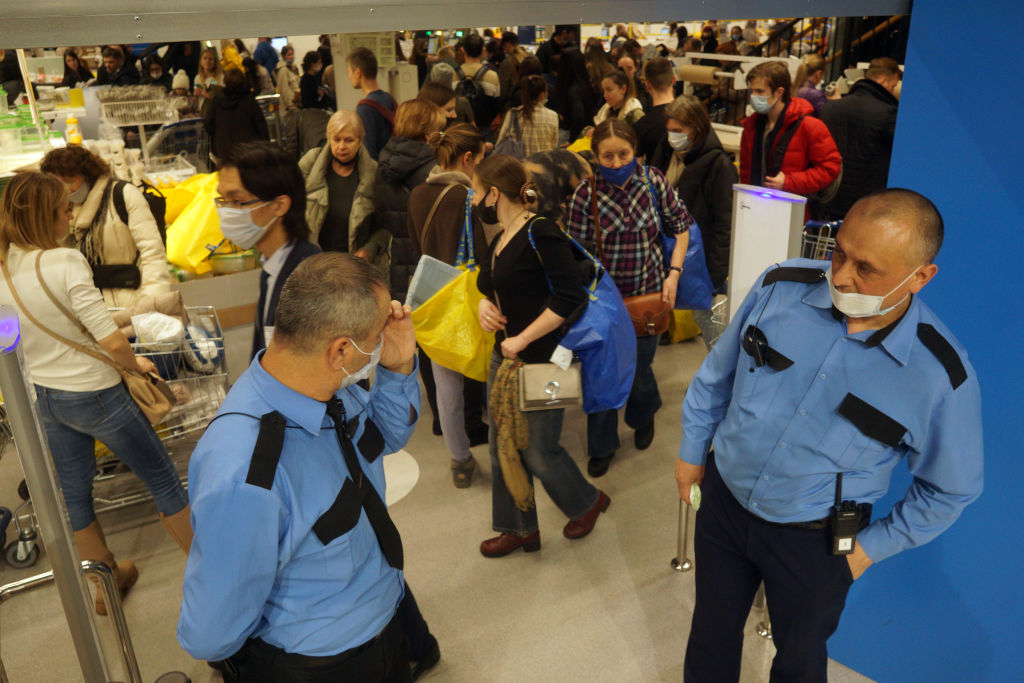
[567,165,694,297]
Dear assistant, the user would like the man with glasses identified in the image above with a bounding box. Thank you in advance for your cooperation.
[209,141,322,359]
[178,248,421,682]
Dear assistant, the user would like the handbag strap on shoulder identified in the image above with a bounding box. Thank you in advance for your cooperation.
[589,179,604,263]
[1,250,123,373]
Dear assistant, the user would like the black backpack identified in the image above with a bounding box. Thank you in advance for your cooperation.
[767,114,843,205]
[455,64,500,132]
[111,179,167,244]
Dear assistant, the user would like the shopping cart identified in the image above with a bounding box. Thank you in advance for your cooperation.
[144,117,212,173]
[801,220,842,260]
[3,306,229,567]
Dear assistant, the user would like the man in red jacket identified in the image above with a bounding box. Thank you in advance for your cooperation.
[739,61,841,203]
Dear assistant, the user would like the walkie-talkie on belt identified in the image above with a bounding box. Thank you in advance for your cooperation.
[830,472,864,555]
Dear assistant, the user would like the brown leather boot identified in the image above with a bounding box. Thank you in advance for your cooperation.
[479,531,541,558]
[73,520,139,616]
[159,506,193,554]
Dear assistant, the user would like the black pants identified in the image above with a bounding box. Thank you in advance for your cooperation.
[684,456,854,683]
[230,614,411,683]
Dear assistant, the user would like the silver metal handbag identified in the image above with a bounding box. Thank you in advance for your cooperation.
[518,363,582,411]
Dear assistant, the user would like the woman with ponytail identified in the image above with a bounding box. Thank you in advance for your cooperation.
[793,53,827,116]
[407,124,490,487]
[494,74,559,157]
[473,154,609,559]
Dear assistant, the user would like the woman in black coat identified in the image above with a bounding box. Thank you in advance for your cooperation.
[62,50,94,87]
[203,67,269,164]
[373,99,445,302]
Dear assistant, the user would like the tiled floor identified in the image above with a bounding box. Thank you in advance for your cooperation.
[0,337,873,682]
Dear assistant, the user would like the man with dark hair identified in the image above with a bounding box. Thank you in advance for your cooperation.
[739,60,841,211]
[536,25,576,74]
[348,47,397,161]
[497,31,529,107]
[253,37,279,82]
[179,251,422,682]
[456,34,500,134]
[820,57,901,219]
[95,45,140,86]
[634,58,677,168]
[677,188,983,682]
[617,53,651,112]
[213,140,319,358]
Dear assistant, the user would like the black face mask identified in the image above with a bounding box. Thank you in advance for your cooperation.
[477,195,499,224]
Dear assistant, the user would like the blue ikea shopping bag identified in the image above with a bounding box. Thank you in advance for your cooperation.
[641,166,714,311]
[527,223,636,413]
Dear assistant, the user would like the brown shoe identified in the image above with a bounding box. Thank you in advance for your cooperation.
[563,491,611,539]
[480,531,541,558]
[73,520,139,615]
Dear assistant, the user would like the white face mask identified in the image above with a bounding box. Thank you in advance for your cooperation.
[667,131,691,151]
[341,336,383,387]
[216,202,273,249]
[68,182,91,204]
[826,265,921,319]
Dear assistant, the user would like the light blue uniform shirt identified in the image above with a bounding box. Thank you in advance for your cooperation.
[178,353,421,661]
[680,259,983,563]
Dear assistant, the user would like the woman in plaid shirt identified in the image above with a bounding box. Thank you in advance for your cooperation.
[567,119,693,477]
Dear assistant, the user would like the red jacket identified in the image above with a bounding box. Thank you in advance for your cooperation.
[739,97,842,195]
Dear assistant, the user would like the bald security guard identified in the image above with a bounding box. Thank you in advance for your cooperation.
[179,252,420,682]
[676,189,983,682]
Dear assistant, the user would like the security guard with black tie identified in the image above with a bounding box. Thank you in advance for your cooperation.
[178,253,421,682]
[676,189,984,682]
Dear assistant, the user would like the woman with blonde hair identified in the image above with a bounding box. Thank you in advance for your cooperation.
[374,99,445,300]
[793,53,827,115]
[193,46,224,116]
[474,154,609,557]
[0,172,191,614]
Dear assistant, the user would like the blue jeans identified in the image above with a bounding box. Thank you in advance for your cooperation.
[487,352,598,535]
[35,383,188,531]
[586,334,662,459]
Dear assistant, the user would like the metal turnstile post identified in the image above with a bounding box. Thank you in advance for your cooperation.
[0,308,110,681]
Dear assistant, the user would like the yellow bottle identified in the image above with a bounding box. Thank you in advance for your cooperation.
[65,115,82,145]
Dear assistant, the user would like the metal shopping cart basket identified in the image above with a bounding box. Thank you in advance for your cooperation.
[2,306,229,568]
[801,220,842,260]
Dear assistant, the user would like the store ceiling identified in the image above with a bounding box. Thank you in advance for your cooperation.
[2,0,909,48]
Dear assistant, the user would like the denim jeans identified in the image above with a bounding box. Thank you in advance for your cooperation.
[35,383,188,531]
[586,334,662,459]
[487,352,598,535]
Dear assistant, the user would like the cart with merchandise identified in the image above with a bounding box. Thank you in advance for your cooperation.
[2,306,228,569]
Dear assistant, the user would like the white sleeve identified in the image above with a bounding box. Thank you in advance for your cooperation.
[122,184,171,297]
[60,250,119,341]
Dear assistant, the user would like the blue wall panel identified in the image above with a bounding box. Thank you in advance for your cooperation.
[829,2,1024,681]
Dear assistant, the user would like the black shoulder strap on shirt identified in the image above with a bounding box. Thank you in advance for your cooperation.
[245,411,287,490]
[761,266,826,287]
[917,323,968,389]
[767,114,807,178]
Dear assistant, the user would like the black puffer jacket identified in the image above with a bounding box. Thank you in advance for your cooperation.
[374,136,437,301]
[820,78,898,219]
[203,87,269,160]
[671,129,737,289]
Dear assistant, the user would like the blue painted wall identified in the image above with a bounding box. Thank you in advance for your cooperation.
[829,2,1024,681]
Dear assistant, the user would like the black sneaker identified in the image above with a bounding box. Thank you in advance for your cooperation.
[411,637,441,681]
[587,453,615,478]
[634,420,656,450]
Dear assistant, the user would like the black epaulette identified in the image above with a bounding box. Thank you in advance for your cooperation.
[245,411,287,490]
[917,323,968,390]
[761,266,827,287]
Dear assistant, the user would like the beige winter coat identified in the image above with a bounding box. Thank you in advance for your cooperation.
[71,175,171,308]
[274,61,301,109]
[299,144,391,277]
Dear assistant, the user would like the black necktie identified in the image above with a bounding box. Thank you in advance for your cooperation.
[324,397,404,570]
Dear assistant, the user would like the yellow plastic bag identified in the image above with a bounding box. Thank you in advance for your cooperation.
[163,172,215,225]
[667,309,701,343]
[412,269,494,383]
[165,173,222,274]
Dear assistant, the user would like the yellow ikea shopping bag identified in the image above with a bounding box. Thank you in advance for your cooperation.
[412,269,494,383]
[165,173,222,274]
[667,309,702,343]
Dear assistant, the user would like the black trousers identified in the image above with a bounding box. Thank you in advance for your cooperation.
[230,614,411,683]
[684,456,854,683]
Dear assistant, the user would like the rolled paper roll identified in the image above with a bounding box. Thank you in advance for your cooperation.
[676,64,721,85]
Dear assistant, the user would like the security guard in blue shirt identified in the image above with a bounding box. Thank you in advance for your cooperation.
[676,189,983,683]
[178,253,421,682]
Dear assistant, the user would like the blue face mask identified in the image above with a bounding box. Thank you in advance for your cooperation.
[750,94,774,115]
[598,158,637,186]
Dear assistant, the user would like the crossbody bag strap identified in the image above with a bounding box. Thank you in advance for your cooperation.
[420,183,459,253]
[0,251,123,372]
[590,180,604,263]
[640,165,665,235]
